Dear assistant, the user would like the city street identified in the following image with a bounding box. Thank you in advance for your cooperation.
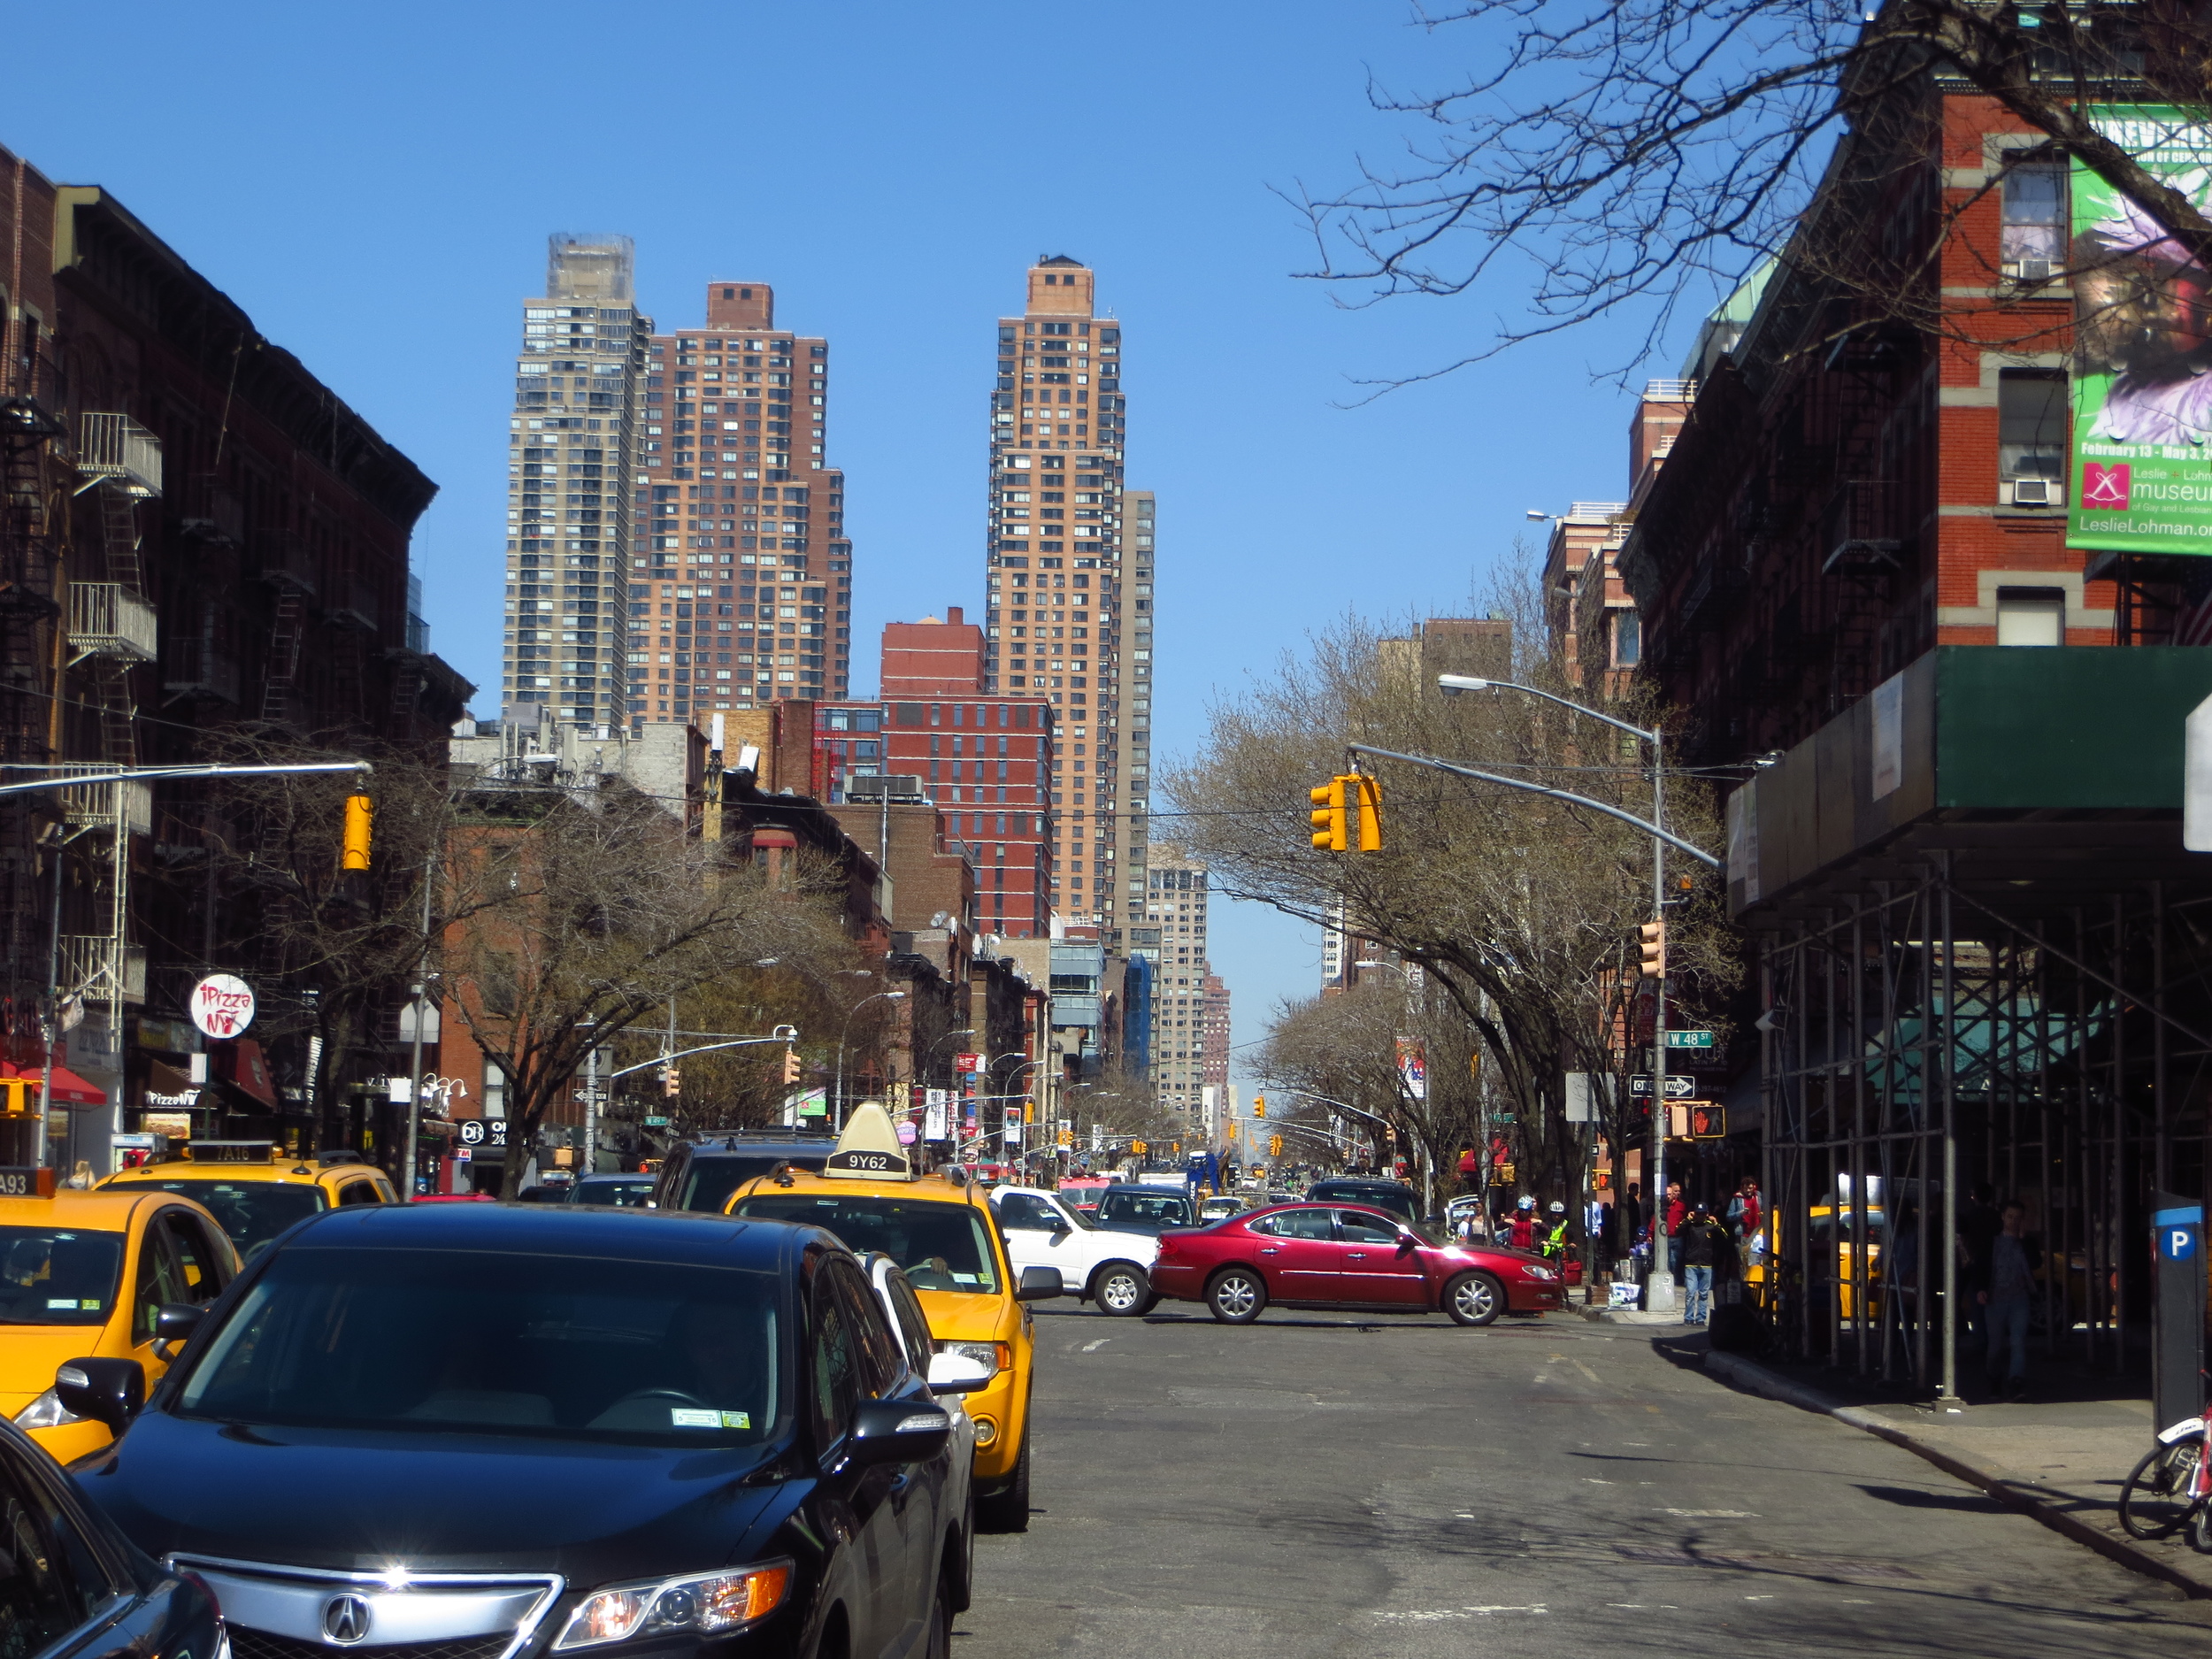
[960,1307,2212,1659]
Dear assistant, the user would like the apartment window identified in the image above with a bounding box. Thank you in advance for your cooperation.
[1999,370,2068,503]
[1995,586,2065,647]
[2001,159,2066,279]
[1613,610,1641,667]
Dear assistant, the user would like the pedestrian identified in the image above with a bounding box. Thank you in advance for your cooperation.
[1507,1195,1539,1251]
[63,1160,94,1191]
[1979,1200,2042,1399]
[1620,1182,1644,1257]
[1679,1202,1729,1325]
[1958,1182,2001,1347]
[1542,1201,1571,1260]
[1664,1181,1687,1278]
[1726,1178,1764,1271]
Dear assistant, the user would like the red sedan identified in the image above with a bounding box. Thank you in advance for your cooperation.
[1148,1202,1564,1325]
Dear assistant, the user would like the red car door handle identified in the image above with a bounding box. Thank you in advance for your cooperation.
[1346,1251,1367,1260]
[1259,1247,1280,1255]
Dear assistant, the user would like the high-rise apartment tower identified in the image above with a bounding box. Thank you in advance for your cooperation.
[1136,845,1211,1118]
[982,256,1141,936]
[503,234,651,729]
[630,282,853,732]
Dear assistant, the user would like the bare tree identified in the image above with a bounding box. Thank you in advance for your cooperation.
[438,782,831,1198]
[1297,0,2212,369]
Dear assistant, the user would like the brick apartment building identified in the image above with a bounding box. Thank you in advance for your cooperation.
[0,144,468,1169]
[631,282,853,727]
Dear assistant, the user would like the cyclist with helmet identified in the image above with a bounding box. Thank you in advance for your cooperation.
[1506,1195,1539,1251]
[1541,1200,1571,1261]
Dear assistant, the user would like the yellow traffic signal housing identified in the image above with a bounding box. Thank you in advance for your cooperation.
[342,794,373,872]
[1024,1100,1035,1125]
[1253,1095,1266,1118]
[1638,918,1667,979]
[1227,1121,1238,1141]
[1308,778,1347,851]
[663,1067,681,1098]
[0,1078,35,1118]
[1269,1133,1283,1157]
[1350,772,1383,852]
[781,1048,802,1085]
[1132,1139,1147,1157]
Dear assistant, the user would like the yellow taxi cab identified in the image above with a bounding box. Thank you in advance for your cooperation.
[725,1103,1062,1532]
[0,1179,240,1464]
[98,1141,396,1262]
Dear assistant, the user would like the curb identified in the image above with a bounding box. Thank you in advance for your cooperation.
[1701,1349,2212,1601]
[1581,1304,1683,1326]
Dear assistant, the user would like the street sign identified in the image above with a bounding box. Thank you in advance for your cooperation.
[1663,1030,1716,1050]
[955,1053,982,1075]
[188,973,256,1040]
[644,1115,670,1127]
[1630,1073,1698,1098]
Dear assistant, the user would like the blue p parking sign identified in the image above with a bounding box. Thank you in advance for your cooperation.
[2167,1226,2199,1262]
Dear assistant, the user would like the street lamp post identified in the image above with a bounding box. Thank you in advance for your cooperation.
[834,991,907,1130]
[1435,673,1692,1312]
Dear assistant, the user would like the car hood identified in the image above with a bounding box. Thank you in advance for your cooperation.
[915,1287,1016,1342]
[79,1410,790,1579]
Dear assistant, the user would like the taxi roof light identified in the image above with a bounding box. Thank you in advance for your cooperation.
[820,1102,912,1181]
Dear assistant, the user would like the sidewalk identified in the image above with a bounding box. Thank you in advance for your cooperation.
[1700,1347,2211,1597]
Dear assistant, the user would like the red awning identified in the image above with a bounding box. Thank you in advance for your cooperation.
[0,1063,108,1107]
[215,1040,279,1110]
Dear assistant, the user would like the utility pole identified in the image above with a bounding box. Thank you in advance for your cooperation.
[703,713,725,847]
[401,848,435,1199]
[1647,726,1676,1314]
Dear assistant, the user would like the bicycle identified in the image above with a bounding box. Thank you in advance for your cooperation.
[2119,1406,2212,1548]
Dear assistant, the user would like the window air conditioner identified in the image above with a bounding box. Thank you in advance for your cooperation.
[2008,477,2059,507]
[2004,258,2054,282]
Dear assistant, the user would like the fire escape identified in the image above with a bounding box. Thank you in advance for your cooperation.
[57,412,163,1024]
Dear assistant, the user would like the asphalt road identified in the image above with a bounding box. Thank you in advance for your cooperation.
[956,1302,2212,1659]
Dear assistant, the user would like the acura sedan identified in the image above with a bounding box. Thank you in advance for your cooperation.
[61,1204,991,1659]
[1148,1202,1563,1325]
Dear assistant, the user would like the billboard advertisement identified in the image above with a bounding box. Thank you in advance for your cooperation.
[2070,106,2212,555]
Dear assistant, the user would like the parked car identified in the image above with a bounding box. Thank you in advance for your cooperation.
[1198,1195,1250,1223]
[65,1202,978,1659]
[987,1186,1157,1315]
[1092,1184,1197,1236]
[856,1251,979,1556]
[0,1416,222,1659]
[1304,1178,1421,1226]
[1148,1202,1564,1325]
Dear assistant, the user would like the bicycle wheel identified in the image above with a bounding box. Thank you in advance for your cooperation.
[2120,1442,2201,1540]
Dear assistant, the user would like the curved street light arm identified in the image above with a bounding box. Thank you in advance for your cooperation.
[1434,675,1658,746]
[604,1033,797,1080]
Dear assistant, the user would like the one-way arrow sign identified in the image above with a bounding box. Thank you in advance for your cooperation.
[1630,1074,1698,1099]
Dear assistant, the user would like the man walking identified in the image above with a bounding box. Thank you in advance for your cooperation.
[1726,1179,1764,1271]
[1665,1180,1687,1279]
[1679,1202,1730,1325]
[1979,1201,2041,1399]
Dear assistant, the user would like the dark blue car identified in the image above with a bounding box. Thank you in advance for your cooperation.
[65,1204,973,1659]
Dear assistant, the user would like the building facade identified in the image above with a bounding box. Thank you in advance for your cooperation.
[503,234,649,733]
[631,281,854,727]
[1133,845,1212,1118]
[981,257,1141,936]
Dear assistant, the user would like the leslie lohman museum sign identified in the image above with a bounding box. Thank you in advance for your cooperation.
[2070,107,2212,557]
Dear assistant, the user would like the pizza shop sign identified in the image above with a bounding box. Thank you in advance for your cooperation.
[188,974,257,1040]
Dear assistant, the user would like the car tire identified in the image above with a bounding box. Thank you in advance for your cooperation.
[1444,1271,1505,1327]
[1207,1268,1266,1325]
[975,1431,1031,1533]
[1093,1263,1150,1316]
[925,1571,952,1659]
[950,1496,974,1611]
[1138,1291,1162,1315]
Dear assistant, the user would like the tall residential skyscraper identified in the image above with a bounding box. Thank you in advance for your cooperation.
[503,234,651,730]
[630,283,853,732]
[982,256,1139,937]
[1136,845,1211,1118]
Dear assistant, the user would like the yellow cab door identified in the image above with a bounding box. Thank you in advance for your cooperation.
[127,1204,236,1379]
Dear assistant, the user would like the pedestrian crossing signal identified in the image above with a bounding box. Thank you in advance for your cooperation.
[1690,1105,1726,1139]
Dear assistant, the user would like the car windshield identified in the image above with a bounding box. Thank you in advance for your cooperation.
[111,1179,325,1258]
[0,1228,124,1325]
[175,1247,785,1446]
[733,1194,1001,1294]
[1098,1191,1192,1227]
[572,1180,656,1209]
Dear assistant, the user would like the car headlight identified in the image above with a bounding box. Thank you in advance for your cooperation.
[1519,1263,1559,1281]
[12,1389,83,1431]
[554,1561,792,1649]
[934,1340,1012,1372]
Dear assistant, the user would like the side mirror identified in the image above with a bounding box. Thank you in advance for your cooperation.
[926,1352,994,1394]
[155,1302,209,1347]
[848,1398,952,1465]
[1048,1220,1071,1239]
[56,1357,145,1432]
[1016,1265,1066,1302]
[1397,1231,1421,1254]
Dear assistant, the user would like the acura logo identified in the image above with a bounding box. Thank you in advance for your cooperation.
[322,1595,373,1645]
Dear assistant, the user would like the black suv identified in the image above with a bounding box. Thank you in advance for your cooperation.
[66,1204,974,1659]
[653,1137,838,1212]
[1304,1179,1421,1226]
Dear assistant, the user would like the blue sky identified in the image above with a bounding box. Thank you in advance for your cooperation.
[13,0,1701,1079]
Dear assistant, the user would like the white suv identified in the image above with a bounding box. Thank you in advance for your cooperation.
[988,1186,1158,1316]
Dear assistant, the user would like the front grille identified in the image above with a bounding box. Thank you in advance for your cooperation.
[229,1632,515,1659]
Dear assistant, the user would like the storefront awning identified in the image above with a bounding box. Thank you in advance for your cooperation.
[0,1062,107,1107]
[142,1061,203,1111]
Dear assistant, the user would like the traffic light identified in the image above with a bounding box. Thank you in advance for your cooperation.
[1024,1100,1035,1125]
[1253,1095,1266,1118]
[1269,1133,1283,1157]
[662,1067,681,1098]
[781,1048,802,1085]
[1351,772,1384,852]
[1309,777,1347,851]
[342,794,373,872]
[1639,918,1667,979]
[1132,1140,1147,1156]
[1227,1121,1238,1141]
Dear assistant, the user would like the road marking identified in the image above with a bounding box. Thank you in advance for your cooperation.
[1081,1338,1111,1352]
[1664,1509,1760,1518]
[1371,1606,1547,1622]
[1583,1478,1614,1486]
[1574,1360,1601,1383]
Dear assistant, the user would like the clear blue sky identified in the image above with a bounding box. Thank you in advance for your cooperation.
[12,0,1698,1079]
